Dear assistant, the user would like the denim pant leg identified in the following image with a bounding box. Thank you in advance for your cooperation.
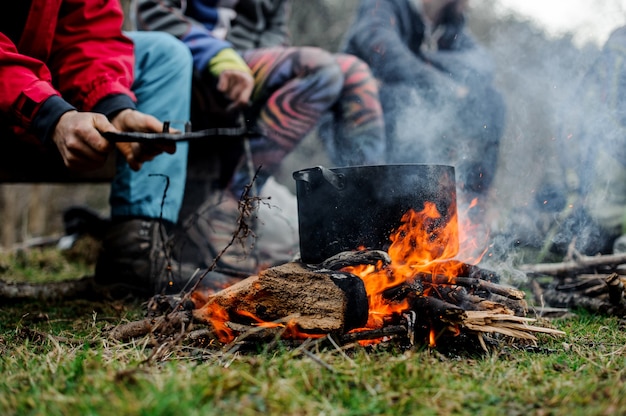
[109,31,192,223]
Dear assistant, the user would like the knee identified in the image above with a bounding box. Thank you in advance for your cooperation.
[130,31,193,74]
[317,62,344,96]
[298,47,343,90]
[334,53,374,78]
[152,32,193,72]
[298,46,336,67]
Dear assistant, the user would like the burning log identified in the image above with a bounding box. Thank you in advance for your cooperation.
[192,262,369,341]
[382,270,528,317]
[409,296,466,323]
[419,273,525,300]
[318,249,391,270]
[186,257,557,347]
[339,325,407,344]
[389,274,555,348]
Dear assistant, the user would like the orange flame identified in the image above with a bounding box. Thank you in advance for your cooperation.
[234,310,324,339]
[200,302,234,343]
[344,200,488,341]
[429,328,437,347]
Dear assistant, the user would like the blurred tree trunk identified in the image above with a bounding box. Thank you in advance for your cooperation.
[0,186,17,247]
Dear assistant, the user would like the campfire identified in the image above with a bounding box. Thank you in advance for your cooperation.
[128,193,564,352]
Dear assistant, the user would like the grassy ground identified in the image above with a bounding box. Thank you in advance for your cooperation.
[0,248,625,416]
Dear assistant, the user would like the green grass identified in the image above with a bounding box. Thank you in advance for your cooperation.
[0,248,625,416]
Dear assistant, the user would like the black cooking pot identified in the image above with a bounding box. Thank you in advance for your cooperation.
[292,164,457,264]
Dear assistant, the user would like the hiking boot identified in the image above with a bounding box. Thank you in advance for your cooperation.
[95,218,198,296]
[177,189,259,276]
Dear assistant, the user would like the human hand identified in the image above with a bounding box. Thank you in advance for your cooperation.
[52,110,116,171]
[110,109,177,171]
[216,70,255,111]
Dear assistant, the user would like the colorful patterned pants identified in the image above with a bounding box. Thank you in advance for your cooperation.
[229,46,386,194]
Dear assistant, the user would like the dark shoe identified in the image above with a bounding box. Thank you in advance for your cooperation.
[95,219,197,296]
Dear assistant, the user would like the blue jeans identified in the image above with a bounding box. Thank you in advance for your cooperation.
[109,31,192,223]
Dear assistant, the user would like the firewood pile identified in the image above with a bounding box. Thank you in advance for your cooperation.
[106,250,564,352]
[520,252,626,317]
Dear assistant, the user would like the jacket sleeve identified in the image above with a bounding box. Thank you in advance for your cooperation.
[137,0,233,73]
[50,0,136,111]
[0,32,70,139]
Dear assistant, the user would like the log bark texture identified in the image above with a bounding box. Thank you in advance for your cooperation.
[193,262,369,334]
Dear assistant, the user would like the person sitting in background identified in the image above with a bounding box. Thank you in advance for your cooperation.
[1,0,208,296]
[135,0,387,274]
[341,0,506,220]
[537,25,626,256]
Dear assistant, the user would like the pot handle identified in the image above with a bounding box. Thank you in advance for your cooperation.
[293,166,345,190]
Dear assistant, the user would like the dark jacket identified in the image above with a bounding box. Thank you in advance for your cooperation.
[227,0,289,50]
[0,0,136,144]
[342,0,495,92]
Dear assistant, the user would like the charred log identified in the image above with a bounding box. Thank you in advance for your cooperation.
[340,325,407,344]
[409,296,467,324]
[318,249,391,271]
[459,263,501,283]
[382,273,525,304]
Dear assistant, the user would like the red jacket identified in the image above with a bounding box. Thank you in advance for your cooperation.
[0,0,135,141]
